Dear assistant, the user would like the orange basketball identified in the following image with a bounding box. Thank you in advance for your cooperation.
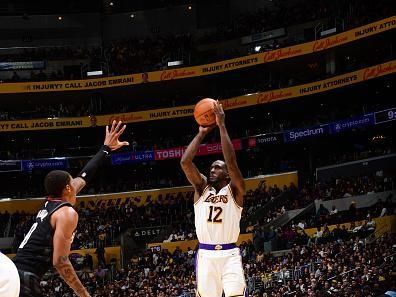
[194,98,216,126]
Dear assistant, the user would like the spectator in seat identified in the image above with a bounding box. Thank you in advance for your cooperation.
[11,71,20,81]
[95,265,106,282]
[366,215,376,231]
[164,231,177,242]
[348,201,357,220]
[317,204,329,216]
[95,246,106,267]
[329,205,338,216]
[314,226,323,244]
[332,224,343,241]
[85,253,93,271]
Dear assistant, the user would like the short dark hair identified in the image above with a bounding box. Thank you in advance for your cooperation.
[44,170,71,197]
[212,160,228,172]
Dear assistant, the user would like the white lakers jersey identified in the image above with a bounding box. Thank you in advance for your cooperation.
[194,184,242,244]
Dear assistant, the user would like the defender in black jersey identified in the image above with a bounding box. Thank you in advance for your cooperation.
[14,120,129,297]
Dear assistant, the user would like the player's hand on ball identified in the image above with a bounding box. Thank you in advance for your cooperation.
[104,120,130,151]
[199,125,215,135]
[213,100,225,127]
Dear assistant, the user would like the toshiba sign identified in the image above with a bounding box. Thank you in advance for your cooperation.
[154,139,242,160]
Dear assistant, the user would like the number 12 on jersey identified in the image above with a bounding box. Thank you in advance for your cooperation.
[207,206,223,223]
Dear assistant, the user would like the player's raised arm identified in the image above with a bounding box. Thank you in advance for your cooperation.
[52,207,90,297]
[213,101,245,204]
[71,120,129,194]
[180,126,214,195]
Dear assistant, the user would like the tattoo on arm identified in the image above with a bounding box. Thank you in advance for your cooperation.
[54,255,90,297]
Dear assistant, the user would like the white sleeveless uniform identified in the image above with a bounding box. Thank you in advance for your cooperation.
[194,184,247,297]
[0,252,20,297]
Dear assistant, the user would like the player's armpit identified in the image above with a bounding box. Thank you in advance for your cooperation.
[228,163,245,195]
[230,176,245,208]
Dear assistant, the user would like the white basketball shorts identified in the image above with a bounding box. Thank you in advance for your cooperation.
[195,247,247,297]
[0,252,20,297]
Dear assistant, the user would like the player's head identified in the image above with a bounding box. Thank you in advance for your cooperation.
[44,170,77,204]
[209,160,230,186]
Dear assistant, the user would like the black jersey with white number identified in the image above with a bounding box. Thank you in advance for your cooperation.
[14,200,72,278]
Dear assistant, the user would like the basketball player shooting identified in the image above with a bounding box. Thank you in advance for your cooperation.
[13,120,129,297]
[180,101,247,297]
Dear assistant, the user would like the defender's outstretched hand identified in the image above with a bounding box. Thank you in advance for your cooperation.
[213,100,225,127]
[104,120,129,151]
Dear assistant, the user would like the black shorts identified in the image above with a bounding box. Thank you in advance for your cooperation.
[18,270,42,297]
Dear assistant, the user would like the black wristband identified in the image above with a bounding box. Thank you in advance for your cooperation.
[78,145,111,183]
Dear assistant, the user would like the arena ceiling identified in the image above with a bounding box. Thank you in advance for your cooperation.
[0,0,194,15]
